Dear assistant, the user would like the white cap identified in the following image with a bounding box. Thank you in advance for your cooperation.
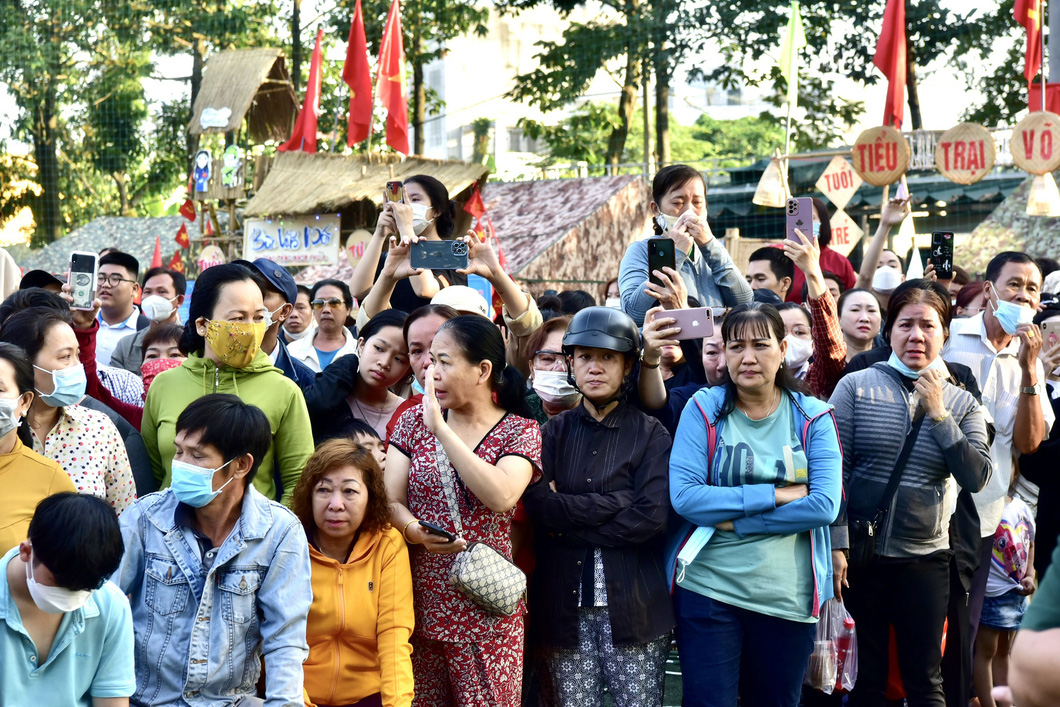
[431,285,489,318]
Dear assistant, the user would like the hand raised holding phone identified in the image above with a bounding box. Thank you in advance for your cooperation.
[59,282,102,330]
[456,232,501,279]
[381,236,423,281]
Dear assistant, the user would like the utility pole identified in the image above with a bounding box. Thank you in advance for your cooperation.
[1050,0,1060,92]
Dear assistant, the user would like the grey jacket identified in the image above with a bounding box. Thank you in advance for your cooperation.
[109,327,148,374]
[830,363,992,558]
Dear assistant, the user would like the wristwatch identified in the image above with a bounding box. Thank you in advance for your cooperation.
[1021,385,1040,396]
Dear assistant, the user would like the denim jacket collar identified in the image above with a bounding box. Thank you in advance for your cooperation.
[146,484,275,544]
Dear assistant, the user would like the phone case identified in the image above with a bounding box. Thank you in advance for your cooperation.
[418,521,456,542]
[667,307,715,340]
[785,197,813,242]
[647,239,676,288]
[1041,320,1059,347]
[68,251,98,310]
[930,232,954,280]
[410,240,469,270]
[385,181,403,203]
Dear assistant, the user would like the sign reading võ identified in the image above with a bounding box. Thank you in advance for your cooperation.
[851,126,911,187]
[243,214,341,266]
[935,123,996,185]
[1011,111,1060,175]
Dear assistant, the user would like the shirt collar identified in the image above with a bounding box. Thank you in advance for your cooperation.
[574,398,628,428]
[97,307,140,331]
[955,311,1019,356]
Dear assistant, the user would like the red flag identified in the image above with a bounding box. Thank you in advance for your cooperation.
[1015,0,1043,84]
[873,0,907,129]
[151,236,163,269]
[344,0,374,146]
[204,218,214,237]
[463,184,486,219]
[174,222,190,249]
[377,0,409,154]
[168,251,185,274]
[179,198,196,221]
[279,29,324,152]
[1028,82,1060,113]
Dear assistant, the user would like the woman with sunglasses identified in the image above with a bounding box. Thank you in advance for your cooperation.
[523,315,578,424]
[288,279,360,373]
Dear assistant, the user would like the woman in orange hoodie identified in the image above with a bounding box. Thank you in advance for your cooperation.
[292,438,415,707]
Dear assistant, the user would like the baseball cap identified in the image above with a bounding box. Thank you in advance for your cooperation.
[20,270,66,290]
[233,258,298,303]
[431,285,489,318]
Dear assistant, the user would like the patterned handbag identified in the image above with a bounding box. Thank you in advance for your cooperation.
[434,440,526,616]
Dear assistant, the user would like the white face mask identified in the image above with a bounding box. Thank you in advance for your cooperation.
[410,203,435,236]
[25,550,92,614]
[532,370,581,408]
[140,295,177,323]
[263,304,286,329]
[605,297,621,309]
[783,335,813,369]
[872,266,903,294]
[0,395,24,439]
[654,212,680,234]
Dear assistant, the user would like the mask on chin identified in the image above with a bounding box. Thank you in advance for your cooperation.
[988,287,1035,335]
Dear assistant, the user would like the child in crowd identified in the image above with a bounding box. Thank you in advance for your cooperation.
[347,418,387,472]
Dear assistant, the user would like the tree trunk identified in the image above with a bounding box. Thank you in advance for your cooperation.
[412,25,425,155]
[607,46,639,172]
[32,75,61,245]
[652,0,671,166]
[187,38,205,173]
[291,0,302,94]
[113,173,130,216]
[906,48,922,130]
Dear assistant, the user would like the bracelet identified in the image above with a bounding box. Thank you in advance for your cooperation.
[640,354,661,369]
[931,411,949,424]
[402,519,419,543]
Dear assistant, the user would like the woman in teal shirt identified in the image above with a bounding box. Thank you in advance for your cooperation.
[667,302,843,707]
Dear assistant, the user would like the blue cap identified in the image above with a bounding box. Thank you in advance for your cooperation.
[234,258,298,303]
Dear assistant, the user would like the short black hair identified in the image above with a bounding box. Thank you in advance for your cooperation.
[175,394,272,487]
[310,279,354,308]
[882,249,905,271]
[986,251,1042,284]
[0,288,71,328]
[296,284,312,300]
[99,251,140,280]
[1035,256,1059,278]
[749,246,795,283]
[651,164,705,205]
[28,493,123,591]
[883,278,952,340]
[802,270,846,301]
[142,323,185,357]
[0,308,73,363]
[558,289,595,315]
[345,418,382,441]
[141,267,187,295]
[179,263,259,355]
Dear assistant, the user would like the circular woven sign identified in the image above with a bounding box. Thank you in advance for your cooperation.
[935,123,996,185]
[344,229,373,268]
[852,126,911,187]
[1011,111,1060,174]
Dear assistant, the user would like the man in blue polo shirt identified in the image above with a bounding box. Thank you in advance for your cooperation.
[0,493,134,706]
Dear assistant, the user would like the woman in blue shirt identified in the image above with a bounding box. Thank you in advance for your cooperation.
[667,302,842,707]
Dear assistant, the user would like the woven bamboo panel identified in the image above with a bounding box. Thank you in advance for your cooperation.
[852,127,910,187]
[1012,111,1060,175]
[935,122,996,185]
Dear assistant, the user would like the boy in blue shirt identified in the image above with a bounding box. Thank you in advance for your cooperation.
[0,493,134,706]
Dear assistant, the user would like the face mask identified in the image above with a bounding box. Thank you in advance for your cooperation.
[410,203,435,236]
[605,297,621,309]
[654,212,680,234]
[204,320,267,368]
[263,305,285,329]
[25,550,92,614]
[888,350,948,379]
[140,295,177,323]
[411,377,426,395]
[872,266,903,294]
[284,322,311,341]
[532,370,581,407]
[33,363,87,408]
[0,396,25,439]
[783,335,813,369]
[989,287,1035,336]
[171,458,235,508]
[812,222,821,238]
[141,358,183,398]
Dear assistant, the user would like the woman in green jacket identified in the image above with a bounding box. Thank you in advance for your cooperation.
[142,263,313,504]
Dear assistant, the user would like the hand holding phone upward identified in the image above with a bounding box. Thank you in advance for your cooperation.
[68,252,99,311]
[648,239,676,288]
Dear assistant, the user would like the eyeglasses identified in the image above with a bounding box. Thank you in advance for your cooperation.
[311,298,346,310]
[532,350,567,371]
[97,273,137,287]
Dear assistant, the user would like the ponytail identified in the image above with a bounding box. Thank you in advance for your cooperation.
[494,364,532,418]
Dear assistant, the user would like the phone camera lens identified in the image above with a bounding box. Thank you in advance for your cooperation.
[452,242,468,256]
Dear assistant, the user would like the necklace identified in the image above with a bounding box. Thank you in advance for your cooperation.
[737,387,779,421]
[349,395,393,429]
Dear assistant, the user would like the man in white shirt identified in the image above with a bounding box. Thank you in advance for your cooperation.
[287,279,359,372]
[96,252,147,366]
[942,251,1054,640]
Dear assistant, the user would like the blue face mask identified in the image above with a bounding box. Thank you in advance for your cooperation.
[411,378,426,396]
[989,288,1035,335]
[33,363,87,408]
[812,221,821,238]
[170,458,235,508]
[887,351,948,379]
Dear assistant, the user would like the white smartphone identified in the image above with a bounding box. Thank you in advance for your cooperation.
[667,306,715,341]
[68,251,99,310]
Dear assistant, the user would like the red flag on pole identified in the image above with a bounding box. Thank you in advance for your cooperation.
[279,29,324,152]
[1015,0,1043,84]
[174,222,190,249]
[168,251,185,274]
[344,0,374,146]
[873,0,907,129]
[377,0,409,155]
[179,198,196,221]
[151,236,163,269]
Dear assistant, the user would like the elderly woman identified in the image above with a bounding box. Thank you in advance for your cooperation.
[831,281,991,706]
[293,437,414,707]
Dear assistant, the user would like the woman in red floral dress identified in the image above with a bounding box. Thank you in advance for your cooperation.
[386,315,542,707]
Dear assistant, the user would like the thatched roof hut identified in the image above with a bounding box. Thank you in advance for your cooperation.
[188,49,298,143]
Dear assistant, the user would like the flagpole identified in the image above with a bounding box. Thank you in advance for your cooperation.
[1042,0,1048,112]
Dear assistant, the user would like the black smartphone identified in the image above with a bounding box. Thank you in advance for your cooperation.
[385,180,403,203]
[647,238,676,288]
[418,520,457,543]
[411,240,469,270]
[68,251,99,310]
[930,231,954,280]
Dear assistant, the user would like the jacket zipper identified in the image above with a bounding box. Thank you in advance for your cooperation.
[330,567,345,704]
[213,366,219,393]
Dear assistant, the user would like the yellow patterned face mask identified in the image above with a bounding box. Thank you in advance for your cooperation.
[204,319,267,368]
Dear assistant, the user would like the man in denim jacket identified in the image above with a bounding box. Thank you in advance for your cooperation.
[114,394,311,706]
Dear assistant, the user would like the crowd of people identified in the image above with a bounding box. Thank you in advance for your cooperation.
[1,164,1059,707]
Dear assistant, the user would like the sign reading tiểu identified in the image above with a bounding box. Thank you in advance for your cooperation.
[935,123,996,185]
[825,208,864,257]
[244,214,341,266]
[851,126,910,187]
[1011,111,1060,174]
[815,156,863,211]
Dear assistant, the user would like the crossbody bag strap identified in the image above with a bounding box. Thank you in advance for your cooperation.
[873,363,929,523]
[433,438,464,538]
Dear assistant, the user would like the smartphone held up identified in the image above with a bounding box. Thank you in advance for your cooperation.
[68,252,99,311]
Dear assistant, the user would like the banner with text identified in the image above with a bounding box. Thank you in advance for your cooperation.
[244,215,341,266]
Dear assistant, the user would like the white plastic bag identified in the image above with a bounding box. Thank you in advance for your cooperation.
[803,598,858,694]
